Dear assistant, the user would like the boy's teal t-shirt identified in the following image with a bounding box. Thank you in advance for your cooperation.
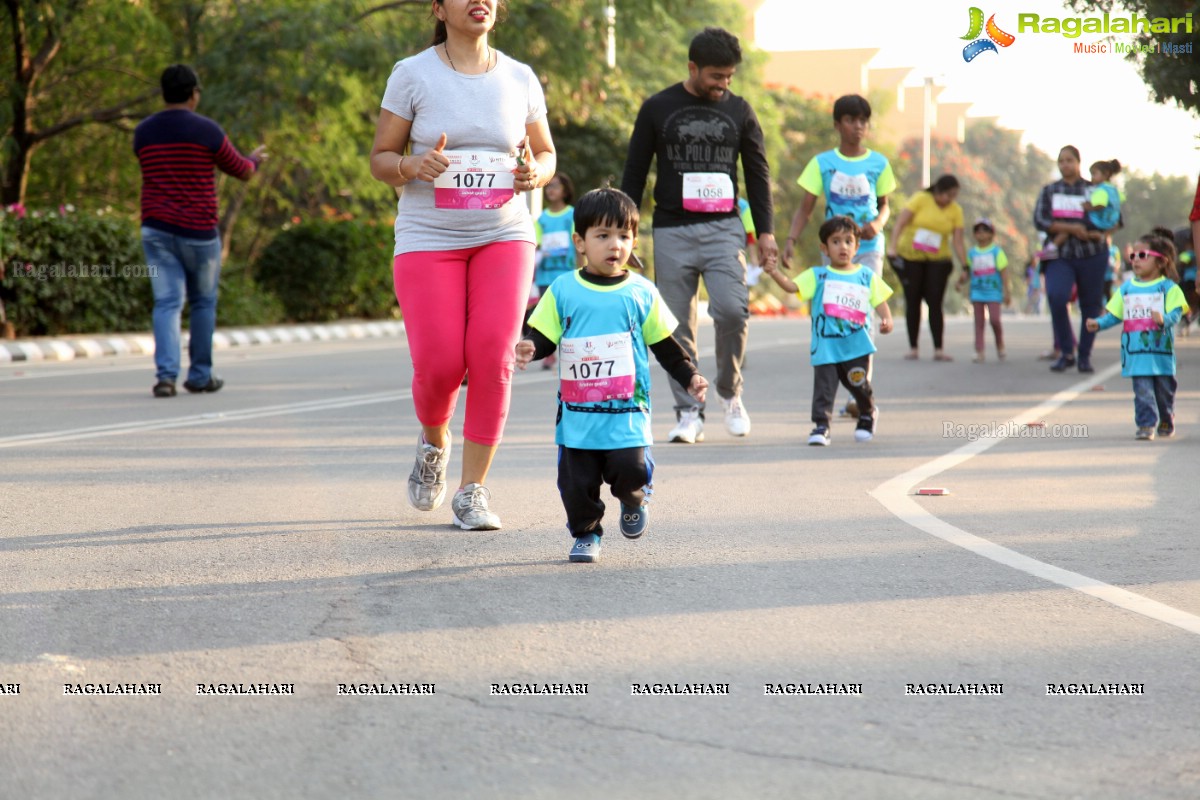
[794,264,893,365]
[797,149,897,255]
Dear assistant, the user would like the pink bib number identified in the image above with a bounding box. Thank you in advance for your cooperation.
[434,150,516,210]
[1123,293,1163,332]
[682,173,735,213]
[823,278,870,326]
[971,253,997,276]
[559,333,635,403]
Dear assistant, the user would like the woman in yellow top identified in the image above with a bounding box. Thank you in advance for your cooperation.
[888,175,968,361]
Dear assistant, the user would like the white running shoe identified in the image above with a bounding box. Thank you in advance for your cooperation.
[722,395,751,437]
[451,483,502,530]
[407,432,451,511]
[668,407,705,443]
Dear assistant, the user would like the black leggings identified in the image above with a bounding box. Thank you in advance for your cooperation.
[901,258,953,349]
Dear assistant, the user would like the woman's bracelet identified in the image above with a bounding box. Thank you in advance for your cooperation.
[396,155,410,185]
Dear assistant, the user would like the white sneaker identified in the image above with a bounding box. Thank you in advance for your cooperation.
[722,395,751,437]
[668,408,705,443]
[407,432,451,511]
[451,483,502,531]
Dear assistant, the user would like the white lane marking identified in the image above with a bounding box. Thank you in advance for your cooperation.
[0,371,564,450]
[871,361,1200,636]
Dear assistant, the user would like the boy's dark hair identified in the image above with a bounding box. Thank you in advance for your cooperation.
[161,64,200,104]
[688,27,742,69]
[1139,231,1179,284]
[818,215,860,244]
[552,172,576,205]
[832,94,871,122]
[1173,226,1193,249]
[574,188,639,238]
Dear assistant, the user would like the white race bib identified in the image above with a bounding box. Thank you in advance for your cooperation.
[971,252,997,276]
[558,332,636,403]
[682,173,735,213]
[542,230,572,258]
[1051,192,1086,220]
[434,149,516,210]
[912,228,943,254]
[1123,293,1163,332]
[822,278,871,326]
[829,170,870,200]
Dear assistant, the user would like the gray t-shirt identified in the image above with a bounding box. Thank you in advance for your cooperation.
[381,47,547,255]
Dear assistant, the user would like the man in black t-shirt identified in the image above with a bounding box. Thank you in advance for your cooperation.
[621,27,778,444]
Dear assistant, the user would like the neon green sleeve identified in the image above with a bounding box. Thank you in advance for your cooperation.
[796,268,818,301]
[1105,290,1124,318]
[642,293,681,345]
[526,287,563,342]
[997,249,1009,271]
[1089,188,1108,207]
[534,219,544,245]
[876,161,897,197]
[797,157,823,196]
[869,273,894,306]
[1167,284,1189,315]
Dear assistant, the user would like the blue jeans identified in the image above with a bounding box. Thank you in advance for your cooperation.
[1044,251,1108,360]
[142,227,222,384]
[1132,375,1176,429]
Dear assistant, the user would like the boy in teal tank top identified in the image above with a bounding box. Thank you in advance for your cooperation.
[516,189,708,563]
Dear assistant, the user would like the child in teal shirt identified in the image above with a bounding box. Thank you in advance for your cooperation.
[762,216,894,446]
[1086,231,1188,440]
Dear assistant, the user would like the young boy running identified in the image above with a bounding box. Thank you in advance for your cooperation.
[763,216,894,446]
[516,189,708,563]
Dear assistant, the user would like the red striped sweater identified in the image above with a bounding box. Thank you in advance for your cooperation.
[134,109,258,239]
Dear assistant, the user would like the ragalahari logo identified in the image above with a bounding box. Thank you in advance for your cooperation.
[961,7,1016,61]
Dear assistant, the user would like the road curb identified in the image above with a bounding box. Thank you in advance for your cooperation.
[0,320,406,364]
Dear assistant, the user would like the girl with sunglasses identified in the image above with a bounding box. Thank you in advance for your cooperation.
[1086,232,1188,440]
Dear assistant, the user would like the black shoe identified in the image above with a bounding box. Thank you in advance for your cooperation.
[183,376,224,393]
[152,380,176,398]
[1077,358,1094,374]
[1049,355,1076,372]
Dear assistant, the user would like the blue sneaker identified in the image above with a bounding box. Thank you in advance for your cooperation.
[620,504,648,539]
[569,533,601,563]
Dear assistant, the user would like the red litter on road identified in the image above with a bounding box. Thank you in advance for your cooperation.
[1090,385,1105,392]
[916,488,950,496]
[1026,421,1045,428]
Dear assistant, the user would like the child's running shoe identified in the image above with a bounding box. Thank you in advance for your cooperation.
[569,533,601,563]
[620,504,648,539]
[807,426,831,446]
[1157,422,1175,438]
[855,408,879,442]
[1135,427,1155,441]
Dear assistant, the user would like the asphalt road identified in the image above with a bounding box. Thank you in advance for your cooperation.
[2,314,1198,799]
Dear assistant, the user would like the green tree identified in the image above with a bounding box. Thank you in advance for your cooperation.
[1117,172,1195,250]
[1064,0,1200,115]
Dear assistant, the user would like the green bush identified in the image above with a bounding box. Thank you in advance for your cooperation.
[253,219,398,322]
[0,208,152,337]
[217,266,287,328]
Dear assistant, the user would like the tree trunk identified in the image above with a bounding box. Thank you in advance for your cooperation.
[1,138,33,207]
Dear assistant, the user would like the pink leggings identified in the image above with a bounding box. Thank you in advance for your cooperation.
[973,302,1004,352]
[393,241,534,446]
